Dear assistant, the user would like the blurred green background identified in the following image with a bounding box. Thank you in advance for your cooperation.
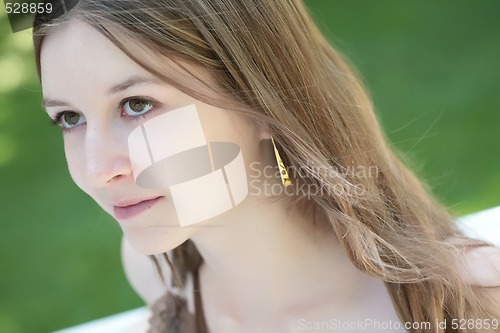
[0,0,499,332]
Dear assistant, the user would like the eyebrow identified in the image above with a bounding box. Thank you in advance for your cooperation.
[42,76,163,108]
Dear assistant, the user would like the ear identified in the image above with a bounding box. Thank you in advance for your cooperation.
[257,123,272,141]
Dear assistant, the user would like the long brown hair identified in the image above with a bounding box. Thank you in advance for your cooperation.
[33,0,499,332]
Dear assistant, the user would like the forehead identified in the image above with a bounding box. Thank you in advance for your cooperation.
[40,19,152,98]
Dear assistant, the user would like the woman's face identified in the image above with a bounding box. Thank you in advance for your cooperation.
[40,20,271,255]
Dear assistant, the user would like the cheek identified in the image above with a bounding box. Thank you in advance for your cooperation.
[198,106,261,154]
[63,137,87,192]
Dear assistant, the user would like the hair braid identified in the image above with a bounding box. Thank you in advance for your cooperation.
[147,240,207,333]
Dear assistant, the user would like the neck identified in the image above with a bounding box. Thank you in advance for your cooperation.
[189,197,388,323]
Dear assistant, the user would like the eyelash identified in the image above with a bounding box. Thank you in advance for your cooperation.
[50,97,160,132]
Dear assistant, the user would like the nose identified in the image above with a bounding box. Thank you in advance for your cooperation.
[84,124,133,188]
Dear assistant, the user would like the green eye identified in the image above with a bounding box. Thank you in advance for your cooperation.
[123,98,155,116]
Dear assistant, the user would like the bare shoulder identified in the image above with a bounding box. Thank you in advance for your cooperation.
[458,244,500,315]
[459,245,500,287]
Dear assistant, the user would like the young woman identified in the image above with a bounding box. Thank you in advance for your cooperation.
[33,0,499,332]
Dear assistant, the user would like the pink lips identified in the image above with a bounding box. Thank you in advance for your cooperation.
[113,196,164,220]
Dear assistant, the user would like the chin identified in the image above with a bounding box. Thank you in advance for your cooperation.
[122,226,192,256]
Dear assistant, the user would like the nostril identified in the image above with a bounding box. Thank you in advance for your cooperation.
[109,171,135,184]
[84,134,134,187]
[108,174,123,183]
[85,161,132,188]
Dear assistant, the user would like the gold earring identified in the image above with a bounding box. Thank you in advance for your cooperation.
[271,136,292,187]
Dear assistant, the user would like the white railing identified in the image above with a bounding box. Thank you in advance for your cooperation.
[52,206,500,333]
[52,307,150,333]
